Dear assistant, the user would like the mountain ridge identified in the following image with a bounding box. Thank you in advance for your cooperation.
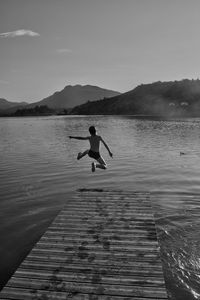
[71,79,200,117]
[27,84,121,109]
[2,79,200,117]
[0,85,120,113]
[0,98,28,110]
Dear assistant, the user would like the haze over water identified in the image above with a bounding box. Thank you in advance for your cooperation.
[1,115,200,299]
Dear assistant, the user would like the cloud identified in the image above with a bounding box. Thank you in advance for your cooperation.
[0,29,40,38]
[56,48,72,54]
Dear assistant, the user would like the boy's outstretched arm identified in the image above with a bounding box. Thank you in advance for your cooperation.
[69,136,89,140]
[100,137,113,157]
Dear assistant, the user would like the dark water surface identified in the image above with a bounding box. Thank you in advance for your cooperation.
[0,115,200,298]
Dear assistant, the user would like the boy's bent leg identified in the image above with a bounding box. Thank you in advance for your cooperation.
[77,150,89,160]
[95,156,107,170]
[91,162,96,172]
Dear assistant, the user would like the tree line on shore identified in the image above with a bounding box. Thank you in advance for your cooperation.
[0,105,71,116]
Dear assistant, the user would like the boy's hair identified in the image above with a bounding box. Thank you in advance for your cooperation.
[89,126,96,135]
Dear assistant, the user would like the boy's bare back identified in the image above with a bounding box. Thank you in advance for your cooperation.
[88,135,102,152]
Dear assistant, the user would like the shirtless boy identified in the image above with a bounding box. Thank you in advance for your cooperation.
[69,126,113,172]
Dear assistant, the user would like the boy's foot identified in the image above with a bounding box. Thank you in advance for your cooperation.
[77,152,82,160]
[91,162,96,172]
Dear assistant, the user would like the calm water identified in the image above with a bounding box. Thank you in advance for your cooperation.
[0,115,200,299]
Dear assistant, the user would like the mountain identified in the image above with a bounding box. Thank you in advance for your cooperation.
[0,98,27,110]
[71,79,200,117]
[28,85,121,109]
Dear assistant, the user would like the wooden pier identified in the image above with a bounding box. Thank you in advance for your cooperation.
[0,190,168,299]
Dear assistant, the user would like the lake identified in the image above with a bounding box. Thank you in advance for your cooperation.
[0,115,200,299]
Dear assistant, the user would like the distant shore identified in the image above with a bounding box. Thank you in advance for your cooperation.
[1,113,200,118]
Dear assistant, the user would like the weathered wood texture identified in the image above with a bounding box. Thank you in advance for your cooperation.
[0,190,168,299]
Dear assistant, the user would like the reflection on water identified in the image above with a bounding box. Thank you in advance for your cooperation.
[152,192,200,300]
[0,115,200,298]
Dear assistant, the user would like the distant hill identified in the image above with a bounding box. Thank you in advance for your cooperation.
[0,98,27,110]
[28,85,121,109]
[71,79,200,117]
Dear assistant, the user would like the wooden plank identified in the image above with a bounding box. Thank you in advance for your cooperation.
[46,228,157,236]
[42,230,157,239]
[36,237,158,247]
[28,249,161,264]
[4,277,167,298]
[0,190,168,299]
[48,225,157,233]
[18,261,164,274]
[18,260,164,273]
[10,269,166,286]
[22,251,160,264]
[34,241,158,250]
[23,253,162,271]
[0,287,167,300]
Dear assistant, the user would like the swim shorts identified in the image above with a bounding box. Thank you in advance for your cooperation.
[88,150,100,160]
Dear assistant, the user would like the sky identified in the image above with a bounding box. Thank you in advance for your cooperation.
[1,0,200,103]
